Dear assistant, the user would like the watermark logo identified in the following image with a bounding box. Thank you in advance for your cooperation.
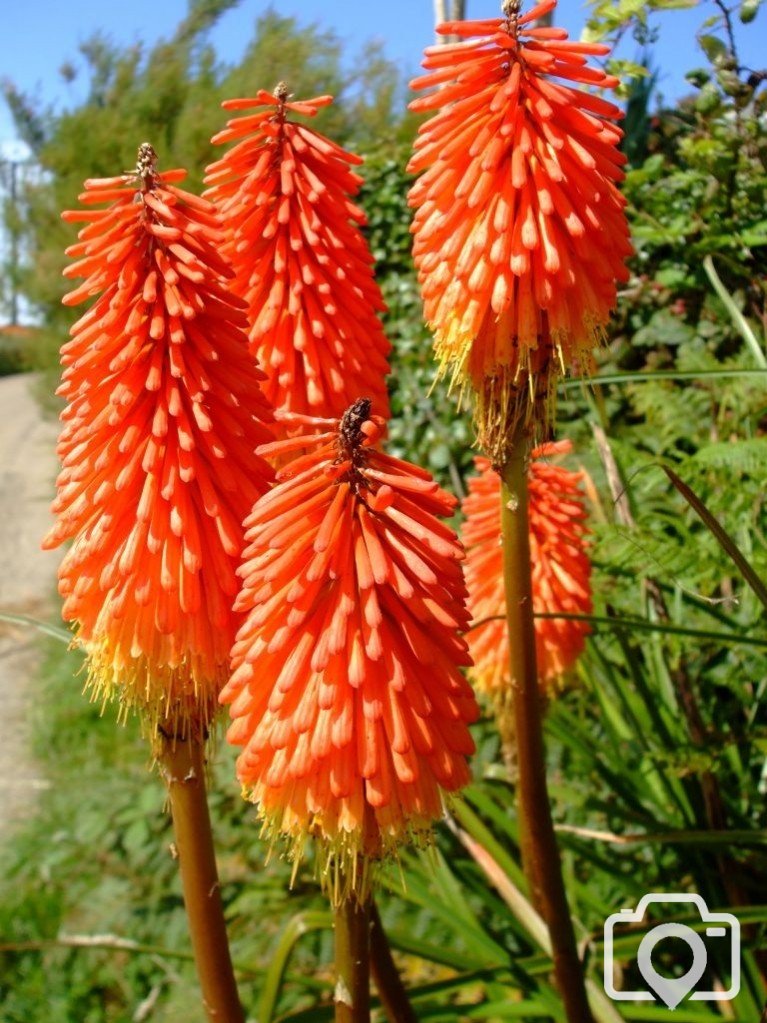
[604,893,740,1009]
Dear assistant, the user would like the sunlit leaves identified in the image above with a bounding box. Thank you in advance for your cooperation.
[739,0,764,23]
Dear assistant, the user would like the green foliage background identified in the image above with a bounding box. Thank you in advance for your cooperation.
[1,0,766,1020]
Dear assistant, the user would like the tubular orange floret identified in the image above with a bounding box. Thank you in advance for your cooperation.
[44,142,276,737]
[462,441,592,699]
[408,1,632,458]
[204,89,391,434]
[221,399,479,900]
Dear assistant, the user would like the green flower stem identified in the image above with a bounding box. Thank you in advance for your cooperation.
[499,432,593,1023]
[158,727,244,1023]
[334,891,372,1023]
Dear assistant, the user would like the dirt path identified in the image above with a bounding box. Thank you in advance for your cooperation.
[0,373,61,840]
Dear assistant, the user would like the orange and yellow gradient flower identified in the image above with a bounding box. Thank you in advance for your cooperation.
[221,400,478,897]
[409,0,632,456]
[462,441,591,696]
[43,143,275,734]
[205,87,391,430]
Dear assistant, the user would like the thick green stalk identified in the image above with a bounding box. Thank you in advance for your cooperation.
[499,435,593,1023]
[334,893,371,1023]
[158,728,245,1023]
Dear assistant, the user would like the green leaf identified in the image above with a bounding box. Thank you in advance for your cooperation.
[703,254,767,368]
[258,911,333,1023]
[381,858,508,968]
[384,929,492,972]
[739,220,767,246]
[428,443,452,471]
[555,824,767,848]
[0,611,72,644]
[655,266,690,288]
[698,33,729,64]
[561,368,767,388]
[685,67,711,87]
[620,1010,750,1021]
[664,466,767,614]
[473,611,767,650]
[740,0,763,22]
[695,80,723,112]
[691,437,767,475]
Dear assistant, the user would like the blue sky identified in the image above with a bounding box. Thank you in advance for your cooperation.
[2,0,765,151]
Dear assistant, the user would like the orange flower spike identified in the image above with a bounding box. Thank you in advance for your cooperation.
[409,0,632,456]
[221,400,479,897]
[462,441,592,694]
[205,86,391,432]
[44,143,276,734]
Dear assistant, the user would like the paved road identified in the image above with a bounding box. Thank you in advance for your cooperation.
[0,373,61,840]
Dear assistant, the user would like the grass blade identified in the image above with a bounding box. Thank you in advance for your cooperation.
[703,254,767,368]
[664,466,767,614]
[0,610,72,645]
[258,911,333,1023]
[554,824,767,848]
[451,818,625,1023]
[469,612,767,649]
[383,930,492,972]
[562,368,767,388]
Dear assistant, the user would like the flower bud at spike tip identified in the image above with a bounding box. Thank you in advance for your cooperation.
[408,0,633,460]
[136,142,158,184]
[461,441,592,698]
[221,402,479,902]
[205,89,391,436]
[44,144,276,738]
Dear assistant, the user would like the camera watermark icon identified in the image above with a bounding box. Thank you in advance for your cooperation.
[604,893,740,1009]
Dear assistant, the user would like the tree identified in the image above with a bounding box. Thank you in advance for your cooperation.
[1,5,408,366]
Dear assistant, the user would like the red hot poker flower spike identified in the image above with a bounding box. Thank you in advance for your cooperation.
[409,0,633,457]
[462,441,592,696]
[221,400,478,899]
[205,87,391,432]
[43,143,276,735]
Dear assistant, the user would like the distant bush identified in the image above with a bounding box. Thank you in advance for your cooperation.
[0,325,35,376]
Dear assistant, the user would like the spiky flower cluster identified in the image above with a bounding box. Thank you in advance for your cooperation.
[462,441,592,696]
[221,402,478,896]
[409,0,632,456]
[44,145,275,733]
[205,88,391,430]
